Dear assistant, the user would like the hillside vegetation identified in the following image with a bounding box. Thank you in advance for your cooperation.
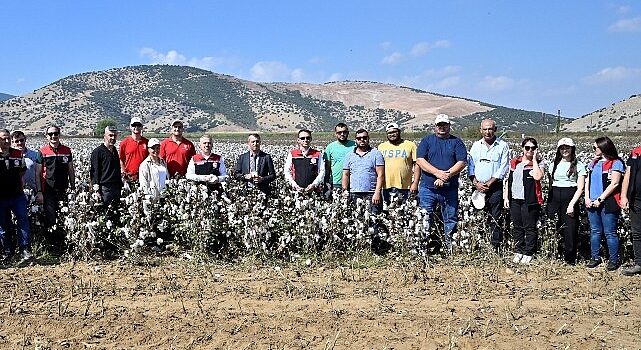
[562,94,641,132]
[0,65,565,135]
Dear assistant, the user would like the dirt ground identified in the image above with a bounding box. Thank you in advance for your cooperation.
[0,256,640,349]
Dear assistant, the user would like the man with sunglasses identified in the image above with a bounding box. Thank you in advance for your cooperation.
[160,119,196,178]
[342,129,386,254]
[284,129,325,193]
[323,123,355,196]
[416,114,467,254]
[39,125,75,249]
[119,117,148,184]
[468,119,510,252]
[378,122,420,204]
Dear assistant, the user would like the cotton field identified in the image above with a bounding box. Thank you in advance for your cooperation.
[17,134,637,264]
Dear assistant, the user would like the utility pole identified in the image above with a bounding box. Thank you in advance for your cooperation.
[556,109,561,134]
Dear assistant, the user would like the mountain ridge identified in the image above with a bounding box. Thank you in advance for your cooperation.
[0,65,565,135]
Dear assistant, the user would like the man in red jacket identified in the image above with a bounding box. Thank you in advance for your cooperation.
[159,119,196,178]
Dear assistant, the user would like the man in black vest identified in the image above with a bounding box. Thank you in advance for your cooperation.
[0,128,33,262]
[234,133,276,195]
[186,134,228,191]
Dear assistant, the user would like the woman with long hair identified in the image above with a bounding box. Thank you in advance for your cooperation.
[548,138,586,265]
[584,136,624,271]
[504,137,546,264]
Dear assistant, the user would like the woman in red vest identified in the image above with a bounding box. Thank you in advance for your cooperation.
[584,136,624,271]
[504,137,546,265]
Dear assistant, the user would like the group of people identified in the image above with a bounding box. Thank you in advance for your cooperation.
[2,114,641,276]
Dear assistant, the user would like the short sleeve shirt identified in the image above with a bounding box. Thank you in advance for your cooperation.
[324,140,356,185]
[588,158,625,201]
[378,140,417,189]
[343,147,384,193]
[551,160,587,187]
[416,134,467,189]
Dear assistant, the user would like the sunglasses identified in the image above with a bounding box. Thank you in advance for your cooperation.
[299,136,311,141]
[13,139,26,143]
[523,145,537,151]
[47,132,60,137]
[593,145,598,151]
[131,123,143,128]
[436,123,450,127]
[335,131,348,135]
[355,136,369,140]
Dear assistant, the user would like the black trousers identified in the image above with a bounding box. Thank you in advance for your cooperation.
[43,184,67,247]
[631,205,641,266]
[483,184,505,248]
[548,186,580,264]
[510,199,540,256]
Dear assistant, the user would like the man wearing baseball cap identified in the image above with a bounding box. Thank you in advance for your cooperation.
[119,117,148,183]
[159,119,196,178]
[416,114,467,254]
[468,119,510,252]
[378,122,420,203]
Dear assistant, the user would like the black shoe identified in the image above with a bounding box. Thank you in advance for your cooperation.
[622,265,641,276]
[586,259,601,269]
[606,261,620,271]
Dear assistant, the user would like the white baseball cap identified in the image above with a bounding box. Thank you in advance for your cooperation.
[434,114,451,124]
[386,122,400,132]
[130,117,143,126]
[557,137,575,148]
[471,190,485,210]
[147,138,161,148]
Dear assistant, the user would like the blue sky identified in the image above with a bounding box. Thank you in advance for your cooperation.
[1,1,640,118]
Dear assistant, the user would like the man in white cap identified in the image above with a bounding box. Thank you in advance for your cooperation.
[378,122,420,203]
[119,117,148,184]
[159,119,196,178]
[416,114,467,253]
[468,118,510,252]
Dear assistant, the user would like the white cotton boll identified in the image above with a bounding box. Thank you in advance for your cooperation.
[135,239,144,247]
[106,220,112,229]
[61,206,68,213]
[157,238,163,245]
[305,258,312,266]
[274,266,281,272]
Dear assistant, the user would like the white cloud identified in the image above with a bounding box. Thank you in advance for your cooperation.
[609,17,641,32]
[16,78,25,84]
[139,48,228,71]
[616,5,631,15]
[397,66,463,90]
[477,75,515,91]
[379,41,392,50]
[410,40,451,56]
[583,66,641,84]
[250,61,304,82]
[381,52,404,65]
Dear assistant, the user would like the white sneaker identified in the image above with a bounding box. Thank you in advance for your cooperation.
[512,253,523,263]
[520,255,533,264]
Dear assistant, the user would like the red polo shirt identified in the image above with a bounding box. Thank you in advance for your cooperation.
[119,135,148,180]
[159,137,196,177]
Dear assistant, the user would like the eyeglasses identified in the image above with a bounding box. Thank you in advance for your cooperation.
[335,131,348,135]
[355,136,369,140]
[47,132,60,137]
[131,123,143,128]
[387,130,399,135]
[299,136,311,141]
[13,139,26,143]
[524,145,537,151]
[436,123,450,127]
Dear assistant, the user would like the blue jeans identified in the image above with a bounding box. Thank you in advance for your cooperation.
[418,187,459,247]
[0,194,30,253]
[587,207,620,263]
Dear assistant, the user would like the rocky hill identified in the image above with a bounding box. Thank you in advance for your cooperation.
[0,93,14,102]
[562,94,641,132]
[0,65,563,135]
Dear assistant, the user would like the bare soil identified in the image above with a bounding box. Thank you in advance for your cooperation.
[1,256,640,349]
